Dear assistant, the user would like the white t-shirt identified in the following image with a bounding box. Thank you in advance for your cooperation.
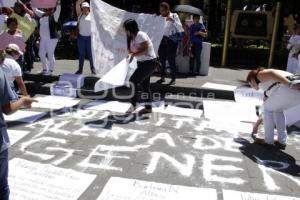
[1,55,22,88]
[162,12,184,37]
[130,31,156,62]
[79,13,91,36]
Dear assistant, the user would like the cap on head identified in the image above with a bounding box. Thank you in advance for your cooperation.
[6,43,23,55]
[81,2,90,8]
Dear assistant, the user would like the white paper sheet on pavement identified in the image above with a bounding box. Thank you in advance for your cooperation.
[4,110,46,123]
[223,190,300,200]
[91,0,166,76]
[32,96,80,109]
[161,105,203,118]
[85,100,132,113]
[203,100,258,123]
[284,103,300,126]
[94,58,137,92]
[97,177,217,200]
[202,82,237,91]
[9,158,96,200]
[234,87,264,105]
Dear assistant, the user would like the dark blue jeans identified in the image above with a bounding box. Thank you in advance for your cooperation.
[77,34,94,72]
[158,36,178,80]
[0,150,9,200]
[189,44,202,74]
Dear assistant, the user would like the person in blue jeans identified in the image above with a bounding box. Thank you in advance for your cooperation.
[189,14,207,75]
[75,1,95,75]
[0,49,35,200]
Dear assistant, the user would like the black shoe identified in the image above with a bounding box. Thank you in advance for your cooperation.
[169,79,176,85]
[156,78,165,84]
[274,141,286,150]
[75,70,82,74]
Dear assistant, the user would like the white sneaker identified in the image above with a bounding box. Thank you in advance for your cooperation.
[38,69,47,75]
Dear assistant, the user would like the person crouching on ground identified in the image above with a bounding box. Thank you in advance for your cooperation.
[124,19,157,114]
[189,14,207,75]
[247,67,300,149]
[0,48,36,200]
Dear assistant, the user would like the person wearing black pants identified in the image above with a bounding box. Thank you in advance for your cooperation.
[156,2,183,85]
[158,36,178,84]
[130,59,156,111]
[124,19,157,113]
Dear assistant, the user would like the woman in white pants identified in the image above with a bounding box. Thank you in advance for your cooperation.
[247,68,300,149]
[33,0,61,75]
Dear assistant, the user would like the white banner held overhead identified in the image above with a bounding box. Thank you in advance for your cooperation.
[90,0,166,76]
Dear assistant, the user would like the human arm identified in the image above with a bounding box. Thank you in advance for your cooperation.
[53,0,61,22]
[17,0,34,17]
[76,0,85,17]
[2,96,36,115]
[167,13,183,32]
[257,69,300,90]
[15,76,28,96]
[32,7,45,18]
[129,41,149,57]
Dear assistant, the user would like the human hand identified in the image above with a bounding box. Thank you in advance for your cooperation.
[127,53,134,63]
[21,96,37,108]
[166,17,174,22]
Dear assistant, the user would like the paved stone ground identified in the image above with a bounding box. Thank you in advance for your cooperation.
[6,60,300,200]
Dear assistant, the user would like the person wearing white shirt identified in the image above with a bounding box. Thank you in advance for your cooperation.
[157,2,183,85]
[33,0,61,75]
[287,24,300,74]
[247,68,300,149]
[1,44,28,96]
[124,19,157,114]
[75,0,95,74]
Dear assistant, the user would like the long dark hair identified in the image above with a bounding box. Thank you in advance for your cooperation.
[123,19,139,50]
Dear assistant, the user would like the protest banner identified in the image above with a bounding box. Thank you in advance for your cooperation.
[90,0,166,76]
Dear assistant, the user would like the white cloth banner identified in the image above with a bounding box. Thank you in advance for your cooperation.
[94,57,137,92]
[0,0,16,7]
[91,0,166,76]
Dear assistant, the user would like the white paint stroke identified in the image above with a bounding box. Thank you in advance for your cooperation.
[20,137,67,160]
[146,152,195,177]
[193,136,222,150]
[255,157,300,191]
[148,133,176,147]
[203,154,245,185]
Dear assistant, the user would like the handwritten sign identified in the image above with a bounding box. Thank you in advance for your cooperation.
[97,177,217,200]
[31,0,57,8]
[223,190,300,200]
[91,0,166,76]
[9,158,96,200]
